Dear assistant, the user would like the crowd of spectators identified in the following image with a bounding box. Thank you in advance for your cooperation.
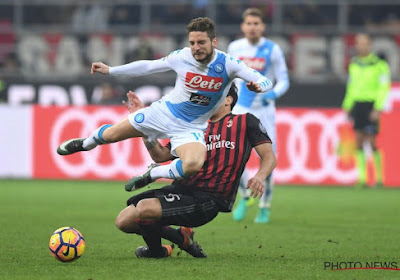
[0,1,397,29]
[0,1,399,76]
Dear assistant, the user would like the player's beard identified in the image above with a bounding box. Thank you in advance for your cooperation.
[195,48,214,64]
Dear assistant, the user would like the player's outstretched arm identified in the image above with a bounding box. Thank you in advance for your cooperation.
[91,62,110,75]
[247,143,276,198]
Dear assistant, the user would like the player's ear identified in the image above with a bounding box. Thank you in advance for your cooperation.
[261,22,266,33]
[212,38,218,48]
[225,96,233,107]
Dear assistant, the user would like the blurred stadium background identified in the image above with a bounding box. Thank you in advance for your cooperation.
[0,0,399,186]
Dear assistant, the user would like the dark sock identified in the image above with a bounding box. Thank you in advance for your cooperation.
[161,226,184,246]
[136,219,165,257]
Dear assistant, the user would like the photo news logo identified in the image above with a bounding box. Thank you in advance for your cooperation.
[324,261,400,271]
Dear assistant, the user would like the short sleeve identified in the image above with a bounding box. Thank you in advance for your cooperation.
[246,113,272,147]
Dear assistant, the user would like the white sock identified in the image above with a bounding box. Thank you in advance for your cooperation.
[150,159,187,180]
[259,174,272,208]
[82,124,112,150]
[239,168,250,199]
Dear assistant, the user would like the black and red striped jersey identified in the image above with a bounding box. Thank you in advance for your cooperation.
[176,113,271,211]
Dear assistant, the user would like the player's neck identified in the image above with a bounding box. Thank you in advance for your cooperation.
[247,37,262,45]
[358,52,371,58]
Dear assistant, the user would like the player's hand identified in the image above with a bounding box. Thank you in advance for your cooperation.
[91,62,110,75]
[122,91,144,113]
[246,177,264,199]
[246,81,262,93]
[370,109,380,122]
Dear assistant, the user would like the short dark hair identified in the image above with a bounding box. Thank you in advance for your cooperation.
[227,84,238,110]
[186,17,216,40]
[242,8,264,22]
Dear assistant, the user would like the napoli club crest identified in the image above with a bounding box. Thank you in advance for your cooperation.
[214,63,224,73]
[134,113,145,123]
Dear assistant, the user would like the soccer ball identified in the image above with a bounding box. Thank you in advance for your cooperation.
[49,227,85,262]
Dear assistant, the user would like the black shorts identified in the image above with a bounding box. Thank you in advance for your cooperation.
[351,102,379,134]
[126,184,220,228]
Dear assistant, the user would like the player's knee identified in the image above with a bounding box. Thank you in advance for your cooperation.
[114,215,126,231]
[115,215,136,233]
[115,206,141,233]
[182,157,204,175]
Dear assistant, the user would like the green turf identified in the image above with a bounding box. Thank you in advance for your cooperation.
[0,180,399,280]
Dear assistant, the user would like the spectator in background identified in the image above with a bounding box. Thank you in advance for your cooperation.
[191,0,209,18]
[71,1,109,31]
[342,33,391,188]
[152,1,191,24]
[93,83,123,105]
[282,1,338,26]
[126,39,155,62]
[109,2,140,26]
[0,19,15,71]
[2,53,19,74]
[250,0,275,22]
[217,2,244,24]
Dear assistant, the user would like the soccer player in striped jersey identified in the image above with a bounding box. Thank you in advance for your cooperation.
[227,8,290,223]
[115,87,276,258]
[57,17,272,189]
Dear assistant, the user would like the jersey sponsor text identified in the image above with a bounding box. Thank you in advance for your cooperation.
[185,72,223,92]
[239,57,266,71]
[206,133,236,151]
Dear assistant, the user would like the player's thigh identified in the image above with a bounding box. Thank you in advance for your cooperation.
[128,105,170,140]
[170,131,206,159]
[126,188,160,206]
[135,198,162,220]
[354,130,365,148]
[157,192,219,227]
[175,142,206,164]
[364,134,377,149]
[103,118,144,141]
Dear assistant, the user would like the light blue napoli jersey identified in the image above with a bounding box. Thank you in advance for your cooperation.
[110,47,272,125]
[228,37,290,109]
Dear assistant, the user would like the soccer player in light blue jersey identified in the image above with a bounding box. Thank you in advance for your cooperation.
[57,17,273,191]
[228,8,290,223]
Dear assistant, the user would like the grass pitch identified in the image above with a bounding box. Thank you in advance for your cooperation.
[0,180,399,280]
